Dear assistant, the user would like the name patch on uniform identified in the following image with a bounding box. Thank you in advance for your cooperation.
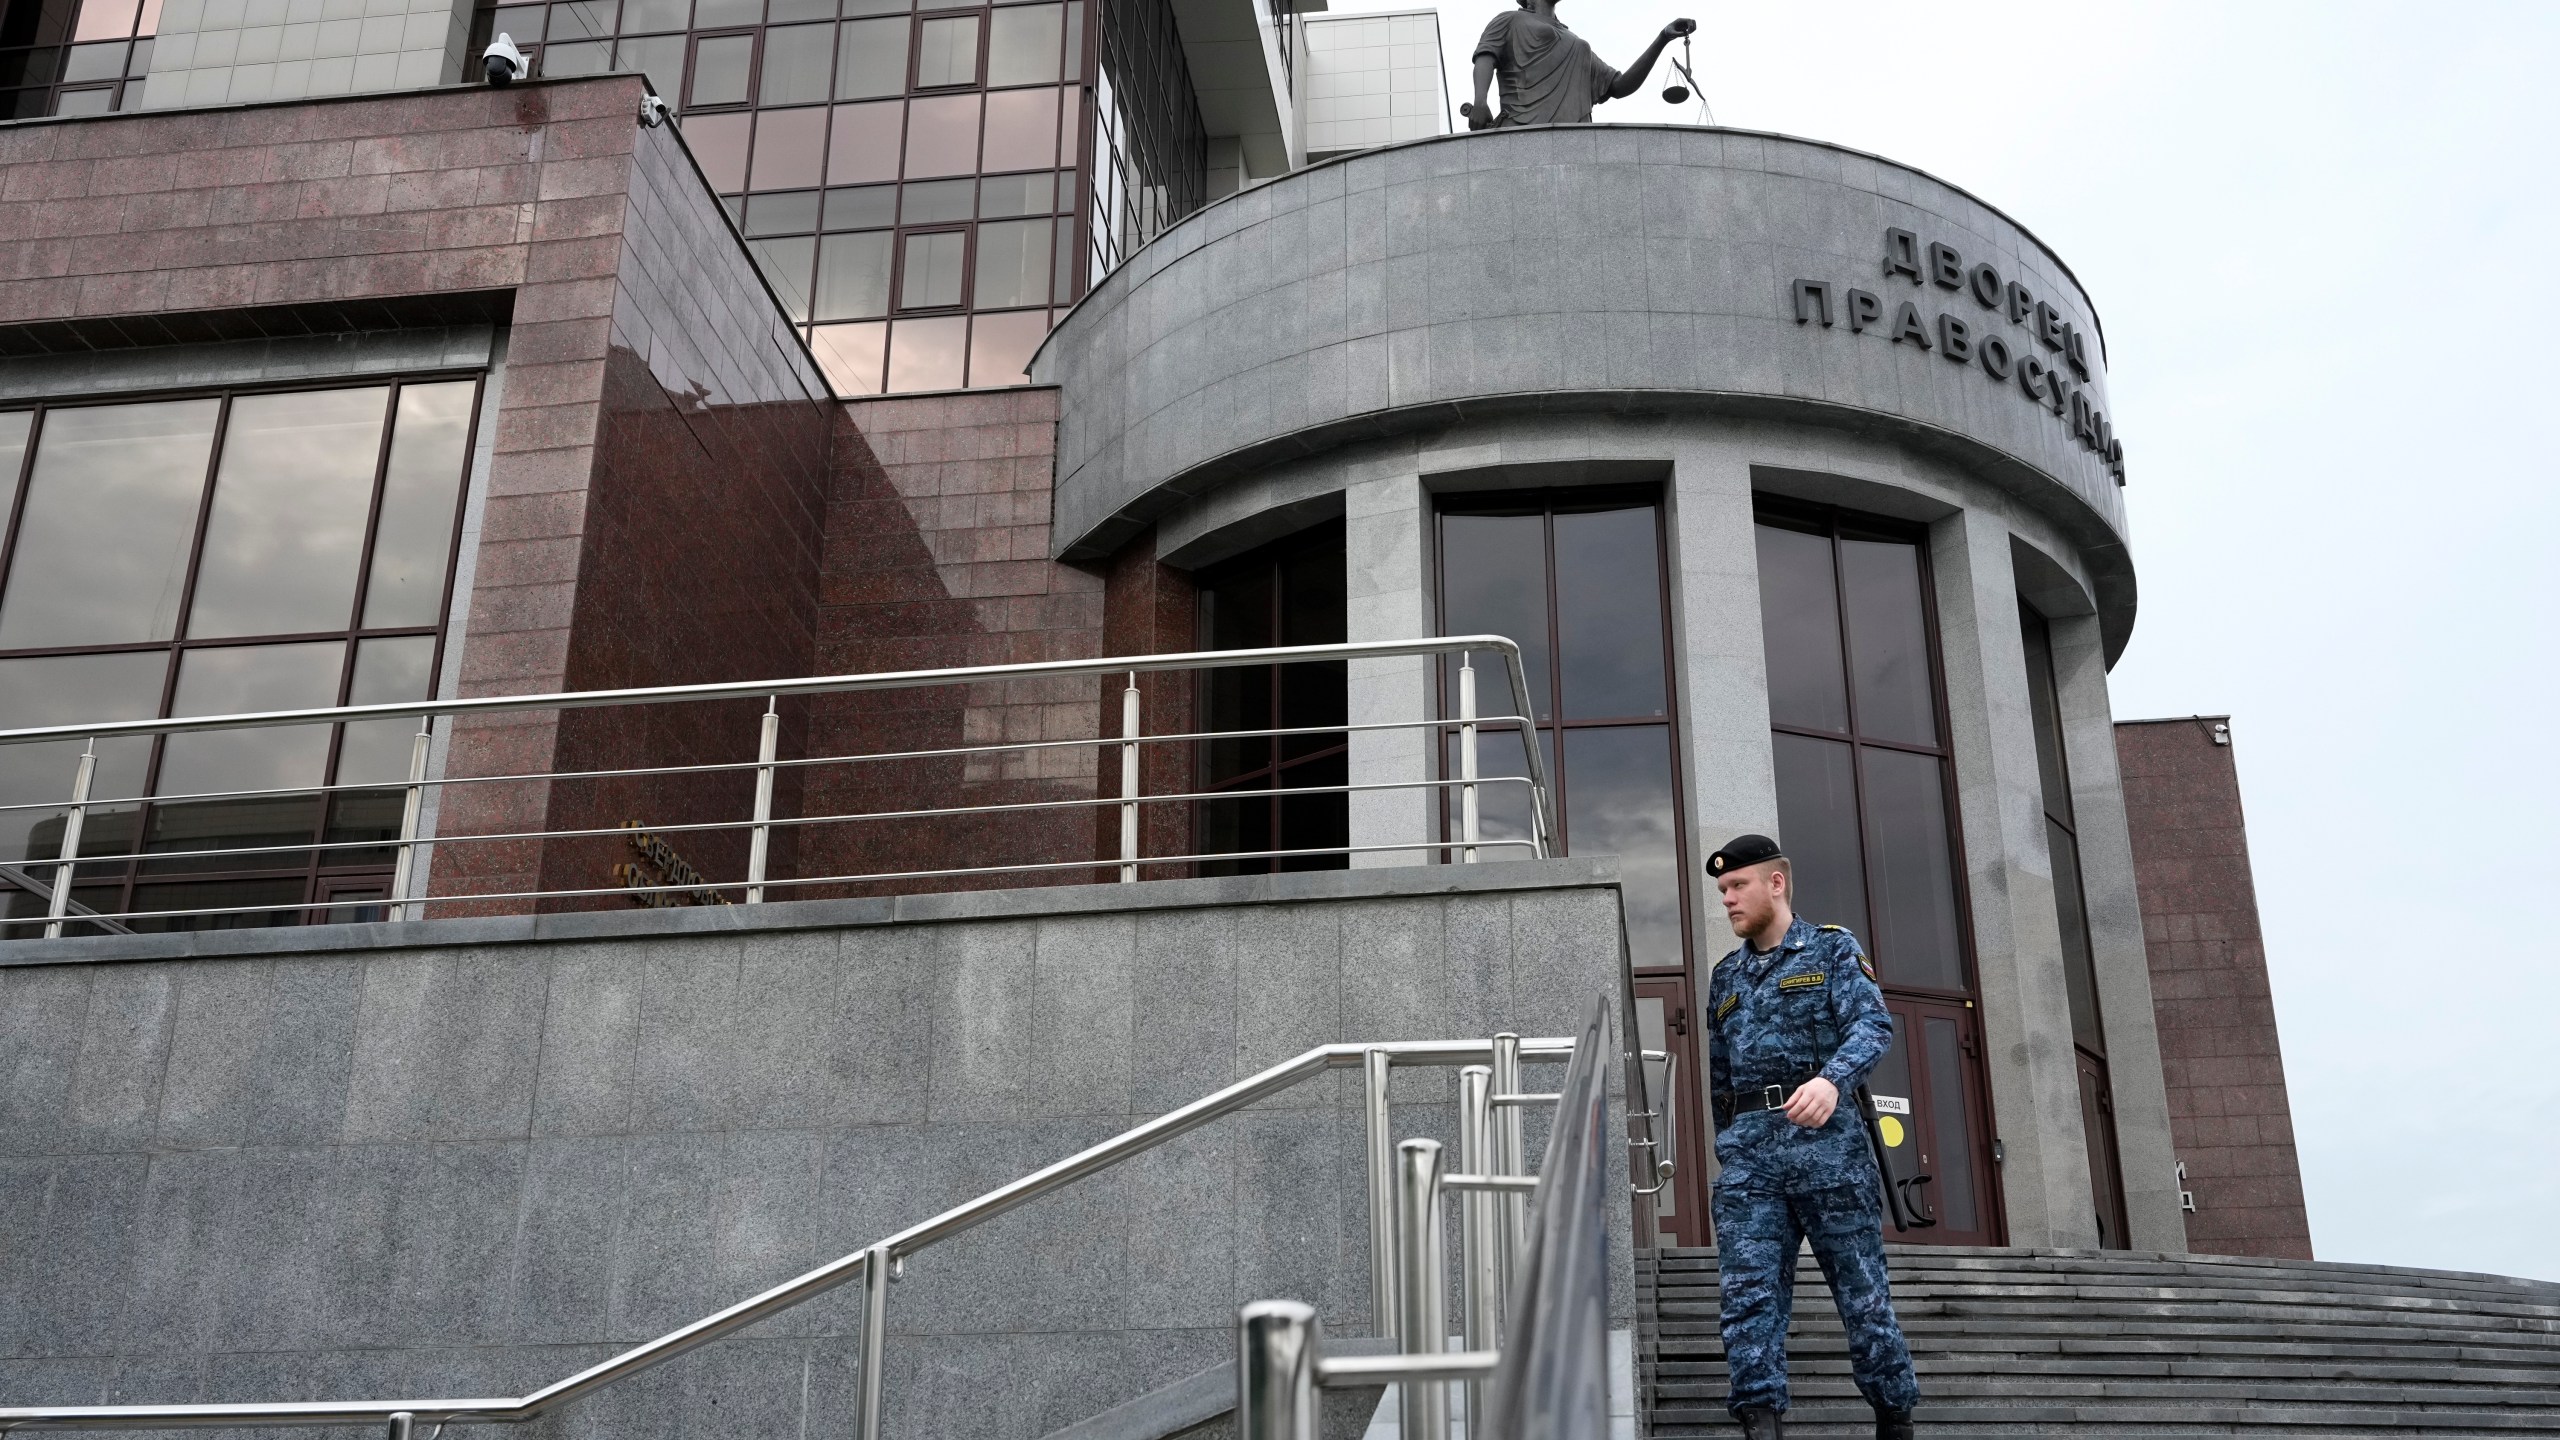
[1715,993,1740,1021]
[1776,972,1826,991]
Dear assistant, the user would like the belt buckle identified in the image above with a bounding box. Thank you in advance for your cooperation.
[1759,1084,1787,1112]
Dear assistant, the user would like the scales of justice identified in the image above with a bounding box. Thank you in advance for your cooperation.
[1459,1,1703,130]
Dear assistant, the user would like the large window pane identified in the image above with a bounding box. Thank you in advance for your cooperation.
[814,230,893,319]
[912,12,976,85]
[1924,1015,1981,1232]
[2020,605,2071,824]
[827,100,902,184]
[613,33,686,88]
[1754,520,1848,733]
[885,315,967,390]
[2049,817,2103,1054]
[751,234,816,319]
[1840,535,1938,746]
[688,31,752,105]
[1563,725,1681,971]
[811,321,888,395]
[1554,505,1665,721]
[0,651,162,864]
[749,103,826,189]
[187,387,387,639]
[984,1,1059,85]
[0,400,218,648]
[834,15,904,97]
[902,91,979,177]
[970,217,1049,308]
[1437,511,1550,722]
[1771,730,1867,940]
[0,410,28,501]
[148,641,345,874]
[978,85,1057,172]
[1859,745,1964,990]
[965,307,1049,389]
[757,20,830,102]
[898,229,965,308]
[362,382,473,629]
[336,635,438,787]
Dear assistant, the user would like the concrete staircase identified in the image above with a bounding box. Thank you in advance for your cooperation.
[1640,1245,2560,1437]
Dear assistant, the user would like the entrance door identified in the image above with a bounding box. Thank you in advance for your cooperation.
[1633,976,1710,1246]
[1867,996,2001,1246]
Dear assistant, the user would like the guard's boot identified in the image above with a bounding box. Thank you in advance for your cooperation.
[1735,1408,1784,1440]
[1873,1408,1915,1440]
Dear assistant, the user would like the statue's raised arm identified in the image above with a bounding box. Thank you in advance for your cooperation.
[1462,3,1695,130]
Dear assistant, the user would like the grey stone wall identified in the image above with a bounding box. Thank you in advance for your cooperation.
[0,861,1631,1440]
[1037,126,2132,655]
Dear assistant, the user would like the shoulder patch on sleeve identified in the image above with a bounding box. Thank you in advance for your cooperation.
[1715,992,1740,1022]
[1857,954,1878,982]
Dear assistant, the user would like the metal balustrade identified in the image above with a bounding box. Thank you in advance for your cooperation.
[0,636,1554,937]
[1237,998,1627,1440]
[0,1019,1669,1440]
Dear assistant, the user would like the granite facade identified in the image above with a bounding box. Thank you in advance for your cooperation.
[2115,716,2313,1260]
[0,863,1635,1440]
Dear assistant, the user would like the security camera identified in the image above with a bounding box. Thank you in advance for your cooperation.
[483,32,525,86]
[637,92,669,127]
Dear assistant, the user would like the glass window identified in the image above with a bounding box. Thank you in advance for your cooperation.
[901,91,979,176]
[0,411,29,514]
[541,38,612,73]
[744,188,822,235]
[984,1,1058,85]
[965,307,1048,387]
[898,229,965,308]
[1197,522,1347,875]
[766,0,831,19]
[1438,494,1689,969]
[912,12,976,86]
[978,169,1053,216]
[1052,214,1076,303]
[885,315,967,390]
[752,234,816,319]
[0,377,476,935]
[679,109,750,190]
[362,382,474,629]
[621,0,687,29]
[73,0,141,41]
[1841,536,1939,746]
[1771,730,1866,945]
[826,100,901,184]
[970,217,1048,308]
[749,103,827,188]
[899,176,973,222]
[693,0,757,23]
[187,387,388,640]
[614,32,684,83]
[688,30,753,104]
[757,19,830,102]
[842,0,905,12]
[978,84,1056,172]
[811,320,888,394]
[1859,744,1964,989]
[490,1,544,36]
[550,0,614,38]
[814,230,892,319]
[0,398,219,649]
[1755,522,1849,733]
[834,14,904,97]
[61,41,126,80]
[822,183,895,228]
[336,635,439,787]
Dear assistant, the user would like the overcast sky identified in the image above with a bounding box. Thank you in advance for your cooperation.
[1321,0,2560,1279]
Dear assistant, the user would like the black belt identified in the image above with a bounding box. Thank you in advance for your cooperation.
[1713,1075,1814,1129]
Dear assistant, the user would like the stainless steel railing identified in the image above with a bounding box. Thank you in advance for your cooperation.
[0,636,1555,937]
[0,1032,1586,1436]
[1237,997,1624,1440]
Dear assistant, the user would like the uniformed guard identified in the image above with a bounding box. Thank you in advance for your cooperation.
[1703,834,1920,1440]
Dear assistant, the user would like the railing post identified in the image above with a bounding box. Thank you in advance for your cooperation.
[746,697,779,903]
[1458,658,1479,863]
[1119,672,1140,882]
[1457,1065,1500,1429]
[1365,1047,1397,1337]
[1237,1299,1320,1440]
[1491,1032,1529,1289]
[857,1241,891,1440]
[385,1412,413,1440]
[42,740,95,940]
[1396,1138,1449,1440]
[388,722,432,923]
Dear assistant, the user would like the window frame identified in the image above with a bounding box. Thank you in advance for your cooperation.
[0,371,487,935]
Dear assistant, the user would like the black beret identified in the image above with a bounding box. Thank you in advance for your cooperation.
[1705,834,1784,878]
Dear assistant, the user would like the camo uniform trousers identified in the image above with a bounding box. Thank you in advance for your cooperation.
[1712,1174,1920,1417]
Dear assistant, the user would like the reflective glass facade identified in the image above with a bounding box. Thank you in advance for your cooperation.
[474,0,1206,396]
[0,378,480,936]
[0,0,159,117]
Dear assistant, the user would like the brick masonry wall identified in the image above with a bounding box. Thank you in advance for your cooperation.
[2114,716,2314,1259]
[0,78,836,915]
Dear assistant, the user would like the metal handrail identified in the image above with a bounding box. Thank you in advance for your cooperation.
[0,1034,1573,1435]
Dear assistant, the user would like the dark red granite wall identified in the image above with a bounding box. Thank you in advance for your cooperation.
[2115,716,2315,1260]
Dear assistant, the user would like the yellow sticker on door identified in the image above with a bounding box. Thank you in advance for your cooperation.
[1877,1115,1907,1148]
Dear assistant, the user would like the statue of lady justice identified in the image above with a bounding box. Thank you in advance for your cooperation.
[1462,1,1695,129]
